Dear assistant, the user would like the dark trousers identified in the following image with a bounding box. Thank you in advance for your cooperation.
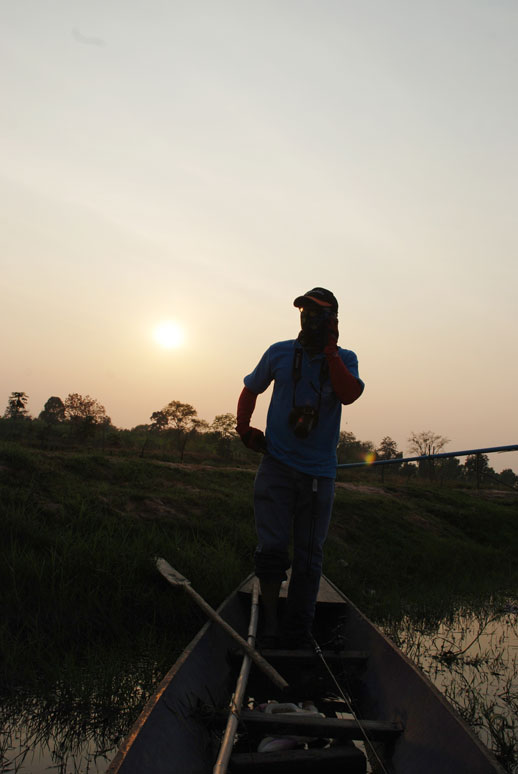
[253,454,335,637]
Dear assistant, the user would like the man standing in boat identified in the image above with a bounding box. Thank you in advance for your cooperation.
[236,288,364,648]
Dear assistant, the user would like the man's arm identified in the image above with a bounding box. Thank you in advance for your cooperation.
[324,319,364,405]
[236,386,267,452]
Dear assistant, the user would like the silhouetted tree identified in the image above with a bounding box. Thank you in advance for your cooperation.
[177,417,209,462]
[39,396,65,425]
[376,436,400,460]
[211,413,238,439]
[408,431,450,457]
[465,453,491,488]
[337,430,375,464]
[437,456,462,483]
[150,401,202,461]
[465,453,489,475]
[499,469,518,489]
[139,410,169,457]
[375,436,402,481]
[37,396,66,449]
[64,393,110,424]
[337,431,357,464]
[400,461,418,479]
[408,431,449,480]
[64,393,110,442]
[162,401,198,431]
[210,413,238,461]
[3,392,30,420]
[149,410,169,431]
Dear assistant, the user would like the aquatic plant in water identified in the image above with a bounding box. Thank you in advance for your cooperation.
[382,600,518,773]
[0,656,164,774]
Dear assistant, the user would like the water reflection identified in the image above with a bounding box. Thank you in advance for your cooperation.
[382,600,518,772]
[0,656,164,774]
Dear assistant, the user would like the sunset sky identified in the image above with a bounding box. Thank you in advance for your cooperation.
[2,1,517,471]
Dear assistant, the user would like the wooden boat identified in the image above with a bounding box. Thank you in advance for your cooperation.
[107,573,505,774]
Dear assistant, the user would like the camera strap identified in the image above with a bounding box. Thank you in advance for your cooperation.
[291,346,329,410]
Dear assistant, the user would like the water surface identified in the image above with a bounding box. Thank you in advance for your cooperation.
[2,602,517,773]
[382,600,518,771]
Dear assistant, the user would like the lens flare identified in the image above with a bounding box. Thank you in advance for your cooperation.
[364,451,377,466]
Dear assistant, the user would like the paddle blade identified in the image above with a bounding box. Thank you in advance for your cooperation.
[156,557,190,586]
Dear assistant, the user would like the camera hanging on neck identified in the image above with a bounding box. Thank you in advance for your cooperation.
[288,346,329,439]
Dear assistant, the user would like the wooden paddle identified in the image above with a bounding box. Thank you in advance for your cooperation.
[156,558,289,692]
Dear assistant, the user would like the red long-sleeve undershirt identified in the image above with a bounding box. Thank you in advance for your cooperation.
[325,349,364,405]
[236,387,258,437]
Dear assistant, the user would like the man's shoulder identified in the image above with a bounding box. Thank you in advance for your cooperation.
[267,339,296,362]
[337,345,358,362]
[270,339,296,352]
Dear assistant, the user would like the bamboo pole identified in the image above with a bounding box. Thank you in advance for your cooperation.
[213,578,260,773]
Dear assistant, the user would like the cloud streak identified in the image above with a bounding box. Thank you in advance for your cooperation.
[72,28,105,47]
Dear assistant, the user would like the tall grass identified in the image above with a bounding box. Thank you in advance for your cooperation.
[325,480,518,619]
[0,446,256,690]
[2,445,517,680]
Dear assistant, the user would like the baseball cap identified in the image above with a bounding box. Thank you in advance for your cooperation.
[293,287,338,313]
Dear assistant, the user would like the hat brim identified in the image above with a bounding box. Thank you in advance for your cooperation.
[293,295,333,309]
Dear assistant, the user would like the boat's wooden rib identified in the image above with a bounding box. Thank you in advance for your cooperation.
[106,573,506,774]
[214,709,403,741]
[228,745,367,773]
[258,648,369,665]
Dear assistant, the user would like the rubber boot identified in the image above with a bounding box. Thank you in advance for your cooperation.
[259,578,282,645]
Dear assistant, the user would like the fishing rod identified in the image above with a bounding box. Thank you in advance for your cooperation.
[337,443,518,469]
[311,634,390,774]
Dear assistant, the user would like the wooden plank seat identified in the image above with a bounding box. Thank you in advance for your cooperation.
[217,709,402,742]
[258,648,369,666]
[229,744,367,773]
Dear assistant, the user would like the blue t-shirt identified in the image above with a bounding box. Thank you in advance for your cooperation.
[244,340,364,478]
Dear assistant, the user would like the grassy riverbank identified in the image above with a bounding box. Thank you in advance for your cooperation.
[1,441,517,692]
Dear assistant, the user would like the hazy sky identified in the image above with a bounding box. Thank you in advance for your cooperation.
[2,0,517,471]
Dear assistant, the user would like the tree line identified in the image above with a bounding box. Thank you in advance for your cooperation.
[338,429,518,488]
[1,391,517,488]
[1,392,239,460]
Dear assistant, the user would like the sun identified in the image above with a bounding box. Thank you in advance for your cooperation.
[153,321,185,349]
